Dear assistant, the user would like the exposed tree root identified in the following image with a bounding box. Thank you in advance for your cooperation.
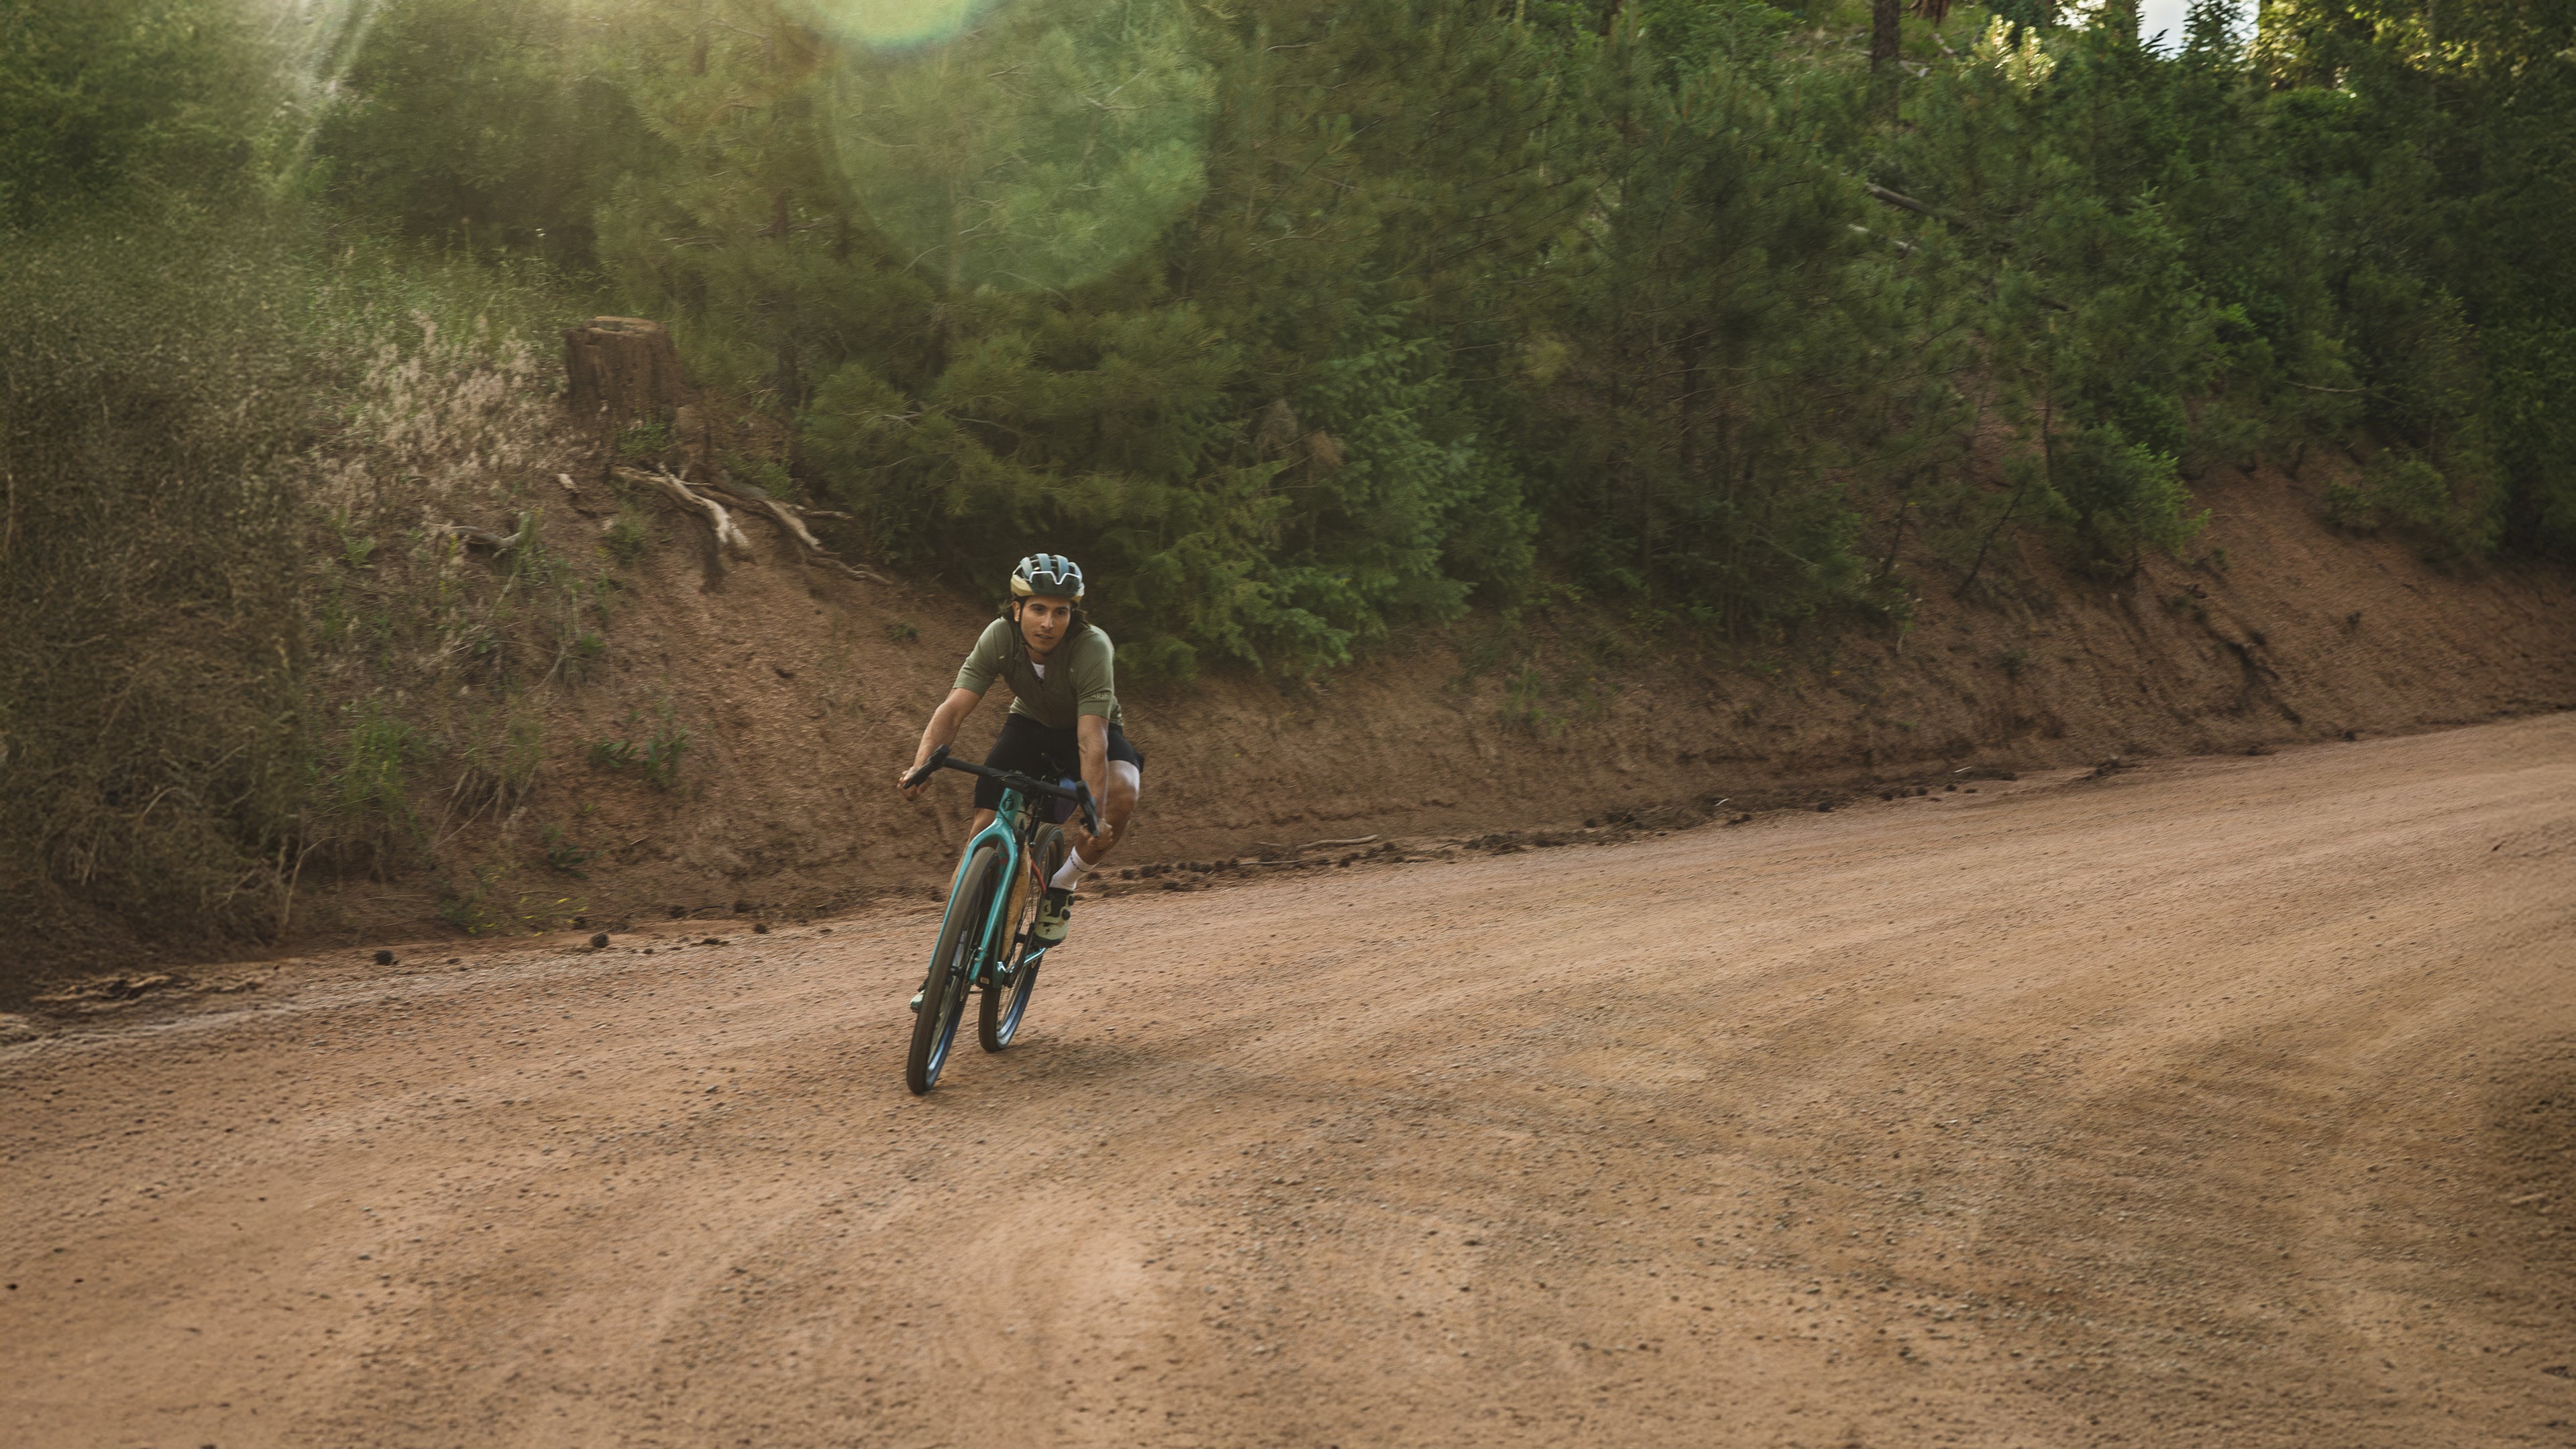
[614,464,889,583]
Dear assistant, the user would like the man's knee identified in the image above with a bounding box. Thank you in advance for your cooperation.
[1106,762,1140,820]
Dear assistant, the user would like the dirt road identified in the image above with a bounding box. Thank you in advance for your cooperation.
[7,717,2573,1448]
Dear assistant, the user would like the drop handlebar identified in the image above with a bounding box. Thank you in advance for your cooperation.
[903,745,1101,837]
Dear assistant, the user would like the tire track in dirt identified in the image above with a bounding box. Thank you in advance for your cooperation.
[5,715,2573,1447]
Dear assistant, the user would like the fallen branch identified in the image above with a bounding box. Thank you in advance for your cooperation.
[703,482,826,551]
[702,480,892,584]
[437,511,532,553]
[1865,183,1953,222]
[613,466,891,583]
[1847,222,1917,257]
[618,465,751,564]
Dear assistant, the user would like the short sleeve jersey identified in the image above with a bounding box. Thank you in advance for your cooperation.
[953,619,1122,731]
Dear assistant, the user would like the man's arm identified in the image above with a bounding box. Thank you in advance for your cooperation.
[897,688,983,799]
[1074,714,1116,853]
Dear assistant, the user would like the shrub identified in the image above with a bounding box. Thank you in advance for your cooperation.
[0,213,309,957]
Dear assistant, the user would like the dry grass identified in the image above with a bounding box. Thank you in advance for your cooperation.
[0,215,619,981]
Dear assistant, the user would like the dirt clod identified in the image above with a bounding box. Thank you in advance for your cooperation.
[372,950,395,966]
[590,933,611,949]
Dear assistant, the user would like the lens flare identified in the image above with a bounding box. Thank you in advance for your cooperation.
[257,0,390,170]
[825,0,1212,294]
[807,0,996,48]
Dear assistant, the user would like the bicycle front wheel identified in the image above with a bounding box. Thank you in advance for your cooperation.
[908,842,1005,1095]
[981,823,1065,1053]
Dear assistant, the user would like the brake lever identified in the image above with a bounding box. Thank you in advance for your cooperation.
[1075,781,1101,838]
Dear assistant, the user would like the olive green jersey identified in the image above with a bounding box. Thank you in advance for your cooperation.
[953,618,1123,730]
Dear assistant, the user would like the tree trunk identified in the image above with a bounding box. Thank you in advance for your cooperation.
[1870,0,1902,116]
[1871,0,1901,70]
[564,317,686,432]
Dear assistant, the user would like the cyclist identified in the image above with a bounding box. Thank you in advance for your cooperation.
[896,553,1142,963]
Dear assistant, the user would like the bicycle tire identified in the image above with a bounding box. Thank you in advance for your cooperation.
[981,823,1065,1053]
[908,842,1004,1095]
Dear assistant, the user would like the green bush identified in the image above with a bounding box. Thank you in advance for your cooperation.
[638,705,690,792]
[0,0,268,227]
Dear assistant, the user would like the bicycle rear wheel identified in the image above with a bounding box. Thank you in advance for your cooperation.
[981,824,1065,1053]
[908,842,1004,1094]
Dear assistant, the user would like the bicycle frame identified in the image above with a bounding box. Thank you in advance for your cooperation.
[902,744,1097,1091]
[934,783,1041,983]
[908,744,1095,985]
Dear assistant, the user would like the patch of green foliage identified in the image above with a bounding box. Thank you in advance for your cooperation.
[539,822,598,877]
[305,0,2573,678]
[584,704,688,791]
[603,498,654,565]
[637,704,690,792]
[615,423,672,459]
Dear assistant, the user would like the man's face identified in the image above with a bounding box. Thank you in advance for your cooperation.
[1017,595,1075,654]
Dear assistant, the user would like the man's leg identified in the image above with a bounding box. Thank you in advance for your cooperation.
[1050,760,1138,888]
[1033,755,1138,947]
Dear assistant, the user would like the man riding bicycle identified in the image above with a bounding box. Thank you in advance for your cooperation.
[896,554,1142,970]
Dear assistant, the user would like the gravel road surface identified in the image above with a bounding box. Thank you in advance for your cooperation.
[6,716,2572,1447]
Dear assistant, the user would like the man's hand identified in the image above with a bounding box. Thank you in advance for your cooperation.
[896,763,932,801]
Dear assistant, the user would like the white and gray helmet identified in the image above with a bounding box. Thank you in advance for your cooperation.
[1010,552,1084,601]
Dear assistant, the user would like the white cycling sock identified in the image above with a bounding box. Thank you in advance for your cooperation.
[1049,849,1095,892]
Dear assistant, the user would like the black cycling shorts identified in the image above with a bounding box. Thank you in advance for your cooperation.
[973,712,1146,814]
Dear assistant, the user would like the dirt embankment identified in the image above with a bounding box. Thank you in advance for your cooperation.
[278,449,2573,950]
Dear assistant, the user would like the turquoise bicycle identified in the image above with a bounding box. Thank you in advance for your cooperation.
[900,744,1099,1095]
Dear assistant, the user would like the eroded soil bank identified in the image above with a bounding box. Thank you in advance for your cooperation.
[253,448,2576,954]
[5,714,2571,1446]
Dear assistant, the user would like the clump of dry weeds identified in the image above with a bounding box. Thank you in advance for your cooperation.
[0,222,633,975]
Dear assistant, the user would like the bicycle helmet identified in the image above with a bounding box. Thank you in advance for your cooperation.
[1010,553,1085,601]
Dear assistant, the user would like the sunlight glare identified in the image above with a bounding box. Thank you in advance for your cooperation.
[808,0,995,48]
[826,0,1213,294]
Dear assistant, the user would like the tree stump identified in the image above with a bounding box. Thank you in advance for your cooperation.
[564,317,686,431]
